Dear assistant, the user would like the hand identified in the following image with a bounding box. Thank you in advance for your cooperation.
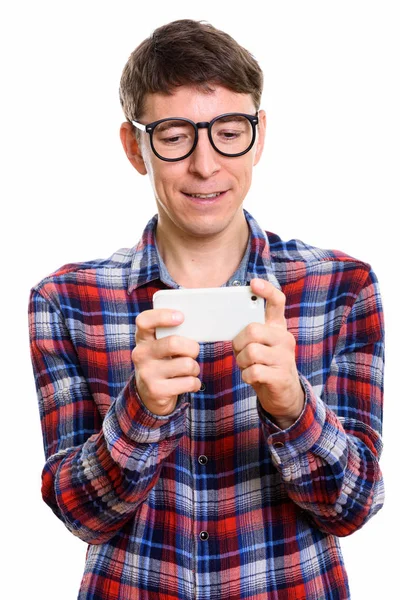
[232,279,304,429]
[132,309,201,416]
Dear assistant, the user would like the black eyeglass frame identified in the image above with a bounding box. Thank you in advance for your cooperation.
[130,112,259,162]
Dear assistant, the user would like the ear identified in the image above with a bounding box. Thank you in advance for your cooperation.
[253,109,266,166]
[120,122,148,175]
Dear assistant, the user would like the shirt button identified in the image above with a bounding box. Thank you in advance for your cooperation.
[198,455,208,465]
[199,531,209,541]
[199,382,206,392]
[232,280,242,286]
[273,441,285,449]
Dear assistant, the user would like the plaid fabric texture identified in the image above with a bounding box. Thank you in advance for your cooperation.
[29,210,384,600]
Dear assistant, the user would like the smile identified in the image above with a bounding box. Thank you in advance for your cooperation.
[184,191,225,199]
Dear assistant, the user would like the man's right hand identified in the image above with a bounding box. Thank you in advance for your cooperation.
[131,309,201,416]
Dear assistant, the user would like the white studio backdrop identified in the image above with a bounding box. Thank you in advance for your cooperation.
[1,1,398,598]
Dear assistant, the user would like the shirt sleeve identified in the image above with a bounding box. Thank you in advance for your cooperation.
[29,288,189,545]
[258,266,385,537]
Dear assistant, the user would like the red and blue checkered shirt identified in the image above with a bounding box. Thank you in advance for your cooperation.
[29,210,384,599]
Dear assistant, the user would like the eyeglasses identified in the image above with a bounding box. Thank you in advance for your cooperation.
[130,112,259,162]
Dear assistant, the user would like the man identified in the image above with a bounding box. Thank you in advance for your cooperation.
[29,19,384,600]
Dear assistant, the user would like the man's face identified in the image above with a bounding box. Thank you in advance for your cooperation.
[121,85,266,239]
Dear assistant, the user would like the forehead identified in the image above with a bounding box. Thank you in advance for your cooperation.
[141,85,256,122]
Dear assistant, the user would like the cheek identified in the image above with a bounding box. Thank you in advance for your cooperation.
[141,145,164,189]
[234,161,253,191]
[148,164,184,199]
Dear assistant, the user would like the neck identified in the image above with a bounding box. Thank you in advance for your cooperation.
[155,210,250,288]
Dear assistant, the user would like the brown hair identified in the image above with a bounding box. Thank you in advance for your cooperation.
[119,19,263,122]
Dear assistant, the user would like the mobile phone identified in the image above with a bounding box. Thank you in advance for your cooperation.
[153,285,265,343]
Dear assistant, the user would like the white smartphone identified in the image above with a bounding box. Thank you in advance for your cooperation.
[153,285,265,343]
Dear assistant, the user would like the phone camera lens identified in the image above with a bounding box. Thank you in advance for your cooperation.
[251,295,257,301]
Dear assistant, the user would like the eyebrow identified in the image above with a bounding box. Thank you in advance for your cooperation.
[215,116,247,124]
[155,120,192,133]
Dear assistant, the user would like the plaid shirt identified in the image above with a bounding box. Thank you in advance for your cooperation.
[29,210,384,600]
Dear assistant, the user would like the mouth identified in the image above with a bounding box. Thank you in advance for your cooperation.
[183,191,227,201]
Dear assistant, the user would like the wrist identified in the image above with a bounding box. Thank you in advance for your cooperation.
[137,391,179,417]
[267,383,305,430]
[134,376,179,416]
[143,399,179,417]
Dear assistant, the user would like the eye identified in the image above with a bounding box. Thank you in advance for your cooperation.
[212,116,250,145]
[160,133,187,145]
[218,129,243,140]
[154,121,195,146]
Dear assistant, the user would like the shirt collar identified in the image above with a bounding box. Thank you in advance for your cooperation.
[127,209,281,294]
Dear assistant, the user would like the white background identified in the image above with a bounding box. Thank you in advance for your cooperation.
[1,1,399,598]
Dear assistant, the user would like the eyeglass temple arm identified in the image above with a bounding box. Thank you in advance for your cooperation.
[130,120,146,132]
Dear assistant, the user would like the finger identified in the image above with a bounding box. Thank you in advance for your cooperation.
[250,279,286,327]
[236,339,295,370]
[166,376,202,396]
[142,375,201,404]
[146,376,202,399]
[135,309,184,342]
[153,335,201,360]
[235,342,273,370]
[232,322,283,354]
[132,335,200,364]
[241,363,268,385]
[240,362,290,387]
[155,356,201,379]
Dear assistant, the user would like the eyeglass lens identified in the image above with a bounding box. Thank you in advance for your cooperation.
[152,115,253,160]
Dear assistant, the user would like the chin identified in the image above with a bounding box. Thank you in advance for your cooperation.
[179,213,236,238]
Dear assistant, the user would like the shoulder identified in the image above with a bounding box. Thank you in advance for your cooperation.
[266,230,377,296]
[267,230,368,267]
[30,247,135,307]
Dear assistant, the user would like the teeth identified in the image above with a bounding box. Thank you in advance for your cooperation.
[189,192,221,199]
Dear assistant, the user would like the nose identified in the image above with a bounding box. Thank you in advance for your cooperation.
[188,129,221,178]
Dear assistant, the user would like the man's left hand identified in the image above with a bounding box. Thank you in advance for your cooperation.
[232,278,305,429]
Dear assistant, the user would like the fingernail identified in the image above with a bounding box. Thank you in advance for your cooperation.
[172,311,184,322]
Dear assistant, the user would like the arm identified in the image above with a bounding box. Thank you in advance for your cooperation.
[29,288,190,545]
[258,267,384,536]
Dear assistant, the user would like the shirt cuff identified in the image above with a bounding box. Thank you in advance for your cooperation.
[104,374,190,446]
[258,373,331,467]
